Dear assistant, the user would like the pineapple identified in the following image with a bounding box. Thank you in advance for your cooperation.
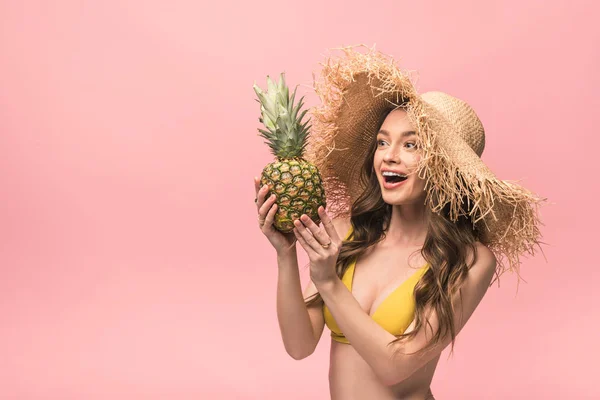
[253,72,326,233]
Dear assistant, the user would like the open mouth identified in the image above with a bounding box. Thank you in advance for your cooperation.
[383,175,408,184]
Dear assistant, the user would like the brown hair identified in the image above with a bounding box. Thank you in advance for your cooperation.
[304,107,481,357]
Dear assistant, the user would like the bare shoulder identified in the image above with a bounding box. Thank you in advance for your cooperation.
[389,242,499,382]
[449,242,497,316]
[466,242,497,285]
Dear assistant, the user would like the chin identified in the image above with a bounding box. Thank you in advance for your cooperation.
[384,198,408,206]
[381,192,408,203]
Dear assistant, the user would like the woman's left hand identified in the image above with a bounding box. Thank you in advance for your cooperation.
[293,206,342,287]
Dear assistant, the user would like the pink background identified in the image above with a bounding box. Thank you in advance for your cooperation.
[1,0,598,399]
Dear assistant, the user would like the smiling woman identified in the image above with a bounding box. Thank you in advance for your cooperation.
[376,123,422,194]
[255,45,545,400]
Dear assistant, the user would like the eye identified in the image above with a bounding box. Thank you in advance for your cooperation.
[377,139,386,146]
[405,142,416,149]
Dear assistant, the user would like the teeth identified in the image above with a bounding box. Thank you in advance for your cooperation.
[382,171,407,177]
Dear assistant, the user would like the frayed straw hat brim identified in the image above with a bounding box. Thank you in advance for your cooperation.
[305,45,545,284]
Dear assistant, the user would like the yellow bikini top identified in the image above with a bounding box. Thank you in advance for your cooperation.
[323,226,429,344]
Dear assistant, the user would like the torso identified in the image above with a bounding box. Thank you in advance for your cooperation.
[327,218,439,399]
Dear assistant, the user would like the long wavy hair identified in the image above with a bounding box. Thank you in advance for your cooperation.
[304,107,482,358]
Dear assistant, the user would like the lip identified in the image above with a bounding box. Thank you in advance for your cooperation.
[380,169,409,190]
[382,177,407,190]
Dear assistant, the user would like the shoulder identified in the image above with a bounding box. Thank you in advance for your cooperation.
[390,242,498,381]
[451,242,497,314]
[466,242,497,285]
[432,242,497,337]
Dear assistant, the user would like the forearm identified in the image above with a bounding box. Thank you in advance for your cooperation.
[316,278,403,385]
[275,248,317,359]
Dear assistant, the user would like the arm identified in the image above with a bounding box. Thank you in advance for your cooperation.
[276,217,348,360]
[315,242,497,386]
[276,247,324,360]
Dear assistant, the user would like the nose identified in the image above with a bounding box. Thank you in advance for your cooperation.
[382,145,401,164]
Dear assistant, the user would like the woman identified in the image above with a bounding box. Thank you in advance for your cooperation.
[254,45,544,399]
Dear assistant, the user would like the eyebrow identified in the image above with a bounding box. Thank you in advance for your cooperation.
[377,129,416,138]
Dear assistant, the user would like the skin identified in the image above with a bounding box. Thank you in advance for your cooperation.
[255,109,498,399]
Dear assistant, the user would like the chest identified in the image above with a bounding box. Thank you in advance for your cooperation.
[350,245,426,317]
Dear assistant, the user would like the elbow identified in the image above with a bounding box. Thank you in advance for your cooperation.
[289,351,308,360]
[379,362,409,387]
[286,342,316,361]
[382,372,407,387]
[379,345,414,386]
[287,348,313,360]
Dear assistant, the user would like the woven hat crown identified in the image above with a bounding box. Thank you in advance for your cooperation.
[421,91,485,157]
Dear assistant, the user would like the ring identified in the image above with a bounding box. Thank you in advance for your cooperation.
[321,241,331,249]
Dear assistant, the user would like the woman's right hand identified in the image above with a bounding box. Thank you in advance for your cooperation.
[254,176,297,255]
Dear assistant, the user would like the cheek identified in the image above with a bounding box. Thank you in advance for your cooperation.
[373,151,382,163]
[409,170,427,192]
[406,152,421,167]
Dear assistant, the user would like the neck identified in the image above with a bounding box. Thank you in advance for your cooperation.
[384,202,429,247]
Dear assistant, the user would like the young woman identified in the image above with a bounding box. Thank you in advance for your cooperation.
[253,45,544,399]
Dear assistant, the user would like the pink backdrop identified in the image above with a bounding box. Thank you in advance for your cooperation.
[1,0,598,398]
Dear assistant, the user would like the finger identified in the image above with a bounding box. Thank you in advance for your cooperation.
[317,206,340,244]
[254,176,260,195]
[258,193,277,218]
[293,227,318,258]
[256,184,270,209]
[299,213,331,247]
[294,218,326,256]
[261,201,277,230]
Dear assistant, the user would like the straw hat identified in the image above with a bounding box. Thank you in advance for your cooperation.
[305,44,545,282]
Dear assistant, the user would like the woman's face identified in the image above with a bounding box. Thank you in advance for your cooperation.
[373,108,427,206]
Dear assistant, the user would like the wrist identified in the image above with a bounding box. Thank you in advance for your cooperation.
[314,276,341,294]
[277,246,297,259]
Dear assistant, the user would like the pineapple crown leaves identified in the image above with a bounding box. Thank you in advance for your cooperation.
[253,72,312,159]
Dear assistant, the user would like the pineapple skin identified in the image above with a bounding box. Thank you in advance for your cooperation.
[260,157,326,233]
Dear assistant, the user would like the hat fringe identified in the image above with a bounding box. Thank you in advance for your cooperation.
[416,126,546,284]
[307,43,422,204]
[306,44,546,287]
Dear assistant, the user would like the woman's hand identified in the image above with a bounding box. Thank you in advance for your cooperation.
[292,206,342,286]
[254,176,297,255]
